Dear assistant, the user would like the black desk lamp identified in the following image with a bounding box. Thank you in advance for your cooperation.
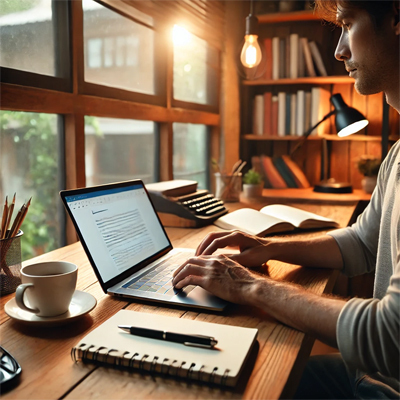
[291,93,369,193]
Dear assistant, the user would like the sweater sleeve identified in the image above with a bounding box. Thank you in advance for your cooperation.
[327,149,392,277]
[336,266,400,379]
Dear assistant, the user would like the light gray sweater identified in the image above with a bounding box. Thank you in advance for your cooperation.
[328,140,400,397]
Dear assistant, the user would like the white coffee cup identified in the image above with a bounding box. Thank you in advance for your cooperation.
[15,261,78,317]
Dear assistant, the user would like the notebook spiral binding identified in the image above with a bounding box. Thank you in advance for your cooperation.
[71,343,231,386]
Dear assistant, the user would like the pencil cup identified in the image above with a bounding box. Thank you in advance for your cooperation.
[0,230,23,296]
[215,173,242,202]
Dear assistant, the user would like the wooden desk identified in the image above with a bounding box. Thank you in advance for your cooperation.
[0,201,356,400]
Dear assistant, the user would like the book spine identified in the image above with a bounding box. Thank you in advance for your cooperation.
[301,38,316,77]
[253,95,264,135]
[263,92,272,135]
[264,38,273,80]
[272,37,280,80]
[71,344,232,386]
[289,34,299,79]
[277,92,286,137]
[271,95,279,136]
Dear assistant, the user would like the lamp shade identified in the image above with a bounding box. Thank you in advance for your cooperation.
[331,94,369,137]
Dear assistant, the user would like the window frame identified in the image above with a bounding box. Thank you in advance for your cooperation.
[0,0,222,245]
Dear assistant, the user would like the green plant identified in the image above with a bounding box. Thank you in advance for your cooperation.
[243,168,262,185]
[357,156,381,177]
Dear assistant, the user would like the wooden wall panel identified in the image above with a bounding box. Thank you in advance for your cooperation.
[349,141,366,189]
[305,140,322,185]
[366,93,383,136]
[330,141,350,183]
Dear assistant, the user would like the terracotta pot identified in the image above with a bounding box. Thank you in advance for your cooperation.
[361,176,377,194]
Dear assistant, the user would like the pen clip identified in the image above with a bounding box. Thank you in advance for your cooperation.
[183,342,215,349]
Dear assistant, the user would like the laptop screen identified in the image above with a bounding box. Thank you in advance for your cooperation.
[62,181,171,286]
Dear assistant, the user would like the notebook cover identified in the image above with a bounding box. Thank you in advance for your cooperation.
[72,310,258,387]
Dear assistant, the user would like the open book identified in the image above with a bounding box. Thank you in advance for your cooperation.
[214,204,339,236]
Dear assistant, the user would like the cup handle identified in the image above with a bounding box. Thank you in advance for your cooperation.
[15,283,40,314]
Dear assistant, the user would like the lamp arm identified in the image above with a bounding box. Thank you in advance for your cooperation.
[290,109,336,157]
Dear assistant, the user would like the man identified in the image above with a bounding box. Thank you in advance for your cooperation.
[172,1,400,398]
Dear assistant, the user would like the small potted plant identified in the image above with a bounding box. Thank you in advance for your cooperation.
[242,168,263,198]
[357,155,381,193]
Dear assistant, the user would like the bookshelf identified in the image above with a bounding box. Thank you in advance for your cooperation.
[240,9,399,191]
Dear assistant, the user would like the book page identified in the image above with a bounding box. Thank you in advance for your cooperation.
[214,208,294,236]
[259,204,338,229]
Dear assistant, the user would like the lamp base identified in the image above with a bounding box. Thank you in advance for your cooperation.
[313,180,353,194]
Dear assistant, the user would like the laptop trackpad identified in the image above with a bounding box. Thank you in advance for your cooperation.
[176,285,196,297]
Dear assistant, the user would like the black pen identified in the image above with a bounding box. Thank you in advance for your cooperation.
[118,325,218,348]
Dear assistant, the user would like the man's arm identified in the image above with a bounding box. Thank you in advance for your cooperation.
[196,230,344,270]
[172,254,345,348]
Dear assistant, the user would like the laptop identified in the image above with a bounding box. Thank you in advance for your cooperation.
[60,180,228,311]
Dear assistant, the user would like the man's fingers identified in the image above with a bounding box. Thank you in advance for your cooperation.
[195,231,234,255]
[172,263,208,288]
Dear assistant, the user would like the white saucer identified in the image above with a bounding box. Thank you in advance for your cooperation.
[5,290,97,327]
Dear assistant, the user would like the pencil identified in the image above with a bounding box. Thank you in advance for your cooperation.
[4,193,16,238]
[7,203,23,239]
[11,197,31,238]
[1,196,8,240]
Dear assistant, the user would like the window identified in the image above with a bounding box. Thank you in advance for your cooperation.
[85,117,156,186]
[173,25,219,107]
[83,0,155,95]
[173,123,208,189]
[0,0,56,76]
[1,0,223,255]
[0,111,64,259]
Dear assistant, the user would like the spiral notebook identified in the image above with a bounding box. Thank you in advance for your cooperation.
[71,310,258,387]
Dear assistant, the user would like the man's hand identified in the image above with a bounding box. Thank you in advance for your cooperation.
[196,230,271,269]
[172,254,260,304]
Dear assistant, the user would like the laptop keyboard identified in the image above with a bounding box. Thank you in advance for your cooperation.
[122,252,191,296]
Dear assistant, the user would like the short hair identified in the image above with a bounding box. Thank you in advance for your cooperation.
[314,0,398,27]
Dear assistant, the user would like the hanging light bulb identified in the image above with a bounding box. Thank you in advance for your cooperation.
[240,14,262,68]
[241,34,262,68]
[237,2,266,80]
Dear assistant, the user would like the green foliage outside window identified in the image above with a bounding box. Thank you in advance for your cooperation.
[0,111,60,260]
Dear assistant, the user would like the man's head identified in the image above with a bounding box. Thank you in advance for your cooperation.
[315,1,400,111]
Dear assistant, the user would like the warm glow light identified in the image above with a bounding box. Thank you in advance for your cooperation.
[240,35,262,68]
[337,119,369,137]
[172,25,191,46]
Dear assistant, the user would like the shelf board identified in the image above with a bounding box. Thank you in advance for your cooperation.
[257,10,320,24]
[242,134,384,142]
[243,76,354,86]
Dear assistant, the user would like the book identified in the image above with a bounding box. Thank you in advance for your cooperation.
[279,155,310,188]
[308,41,328,76]
[304,91,312,132]
[71,310,258,387]
[277,92,286,137]
[261,155,287,188]
[214,204,339,236]
[311,87,332,135]
[273,156,298,188]
[146,180,198,197]
[263,92,272,135]
[290,93,297,136]
[272,37,280,80]
[279,38,286,79]
[264,38,273,80]
[289,33,299,79]
[253,94,264,135]
[296,90,305,137]
[300,38,316,77]
[271,95,279,136]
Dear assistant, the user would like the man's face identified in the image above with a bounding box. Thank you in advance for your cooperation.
[335,6,399,96]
